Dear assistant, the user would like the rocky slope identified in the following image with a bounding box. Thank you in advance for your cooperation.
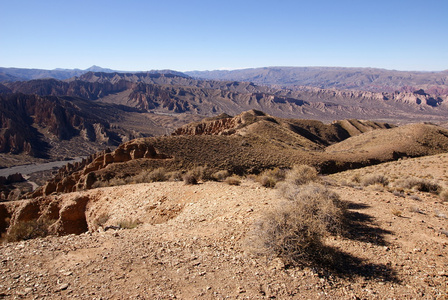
[0,152,447,298]
[0,93,152,162]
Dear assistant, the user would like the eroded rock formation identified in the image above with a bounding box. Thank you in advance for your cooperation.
[28,140,171,197]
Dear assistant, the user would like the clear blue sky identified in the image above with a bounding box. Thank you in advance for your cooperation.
[1,0,447,71]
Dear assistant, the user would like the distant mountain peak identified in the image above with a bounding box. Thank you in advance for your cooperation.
[85,65,115,73]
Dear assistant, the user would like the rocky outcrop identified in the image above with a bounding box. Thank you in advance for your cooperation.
[28,140,171,197]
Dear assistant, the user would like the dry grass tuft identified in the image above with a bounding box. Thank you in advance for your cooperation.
[94,213,110,228]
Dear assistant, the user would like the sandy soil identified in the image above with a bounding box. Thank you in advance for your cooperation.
[1,155,448,299]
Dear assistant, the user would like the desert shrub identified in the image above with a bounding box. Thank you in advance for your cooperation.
[396,177,441,194]
[6,218,55,242]
[132,168,167,183]
[183,172,198,185]
[165,171,182,182]
[257,168,286,188]
[91,180,110,189]
[212,170,230,182]
[248,183,346,266]
[440,190,448,202]
[284,165,318,186]
[276,181,301,200]
[361,174,389,187]
[258,175,277,188]
[118,219,141,229]
[351,173,361,183]
[109,177,126,186]
[225,176,241,186]
[190,166,214,182]
[147,168,167,182]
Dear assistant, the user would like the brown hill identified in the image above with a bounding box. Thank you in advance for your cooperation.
[326,123,448,159]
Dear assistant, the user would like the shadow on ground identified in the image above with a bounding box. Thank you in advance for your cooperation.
[287,200,399,282]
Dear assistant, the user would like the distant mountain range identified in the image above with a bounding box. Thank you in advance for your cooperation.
[1,66,447,95]
[186,67,448,95]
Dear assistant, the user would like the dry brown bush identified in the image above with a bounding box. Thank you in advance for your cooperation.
[395,177,441,194]
[361,174,389,187]
[257,168,286,188]
[183,172,198,185]
[6,218,55,242]
[285,165,318,186]
[190,166,214,182]
[225,176,241,186]
[167,171,183,182]
[118,219,141,229]
[212,170,230,182]
[94,213,110,228]
[147,168,167,182]
[439,190,448,202]
[248,183,346,266]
